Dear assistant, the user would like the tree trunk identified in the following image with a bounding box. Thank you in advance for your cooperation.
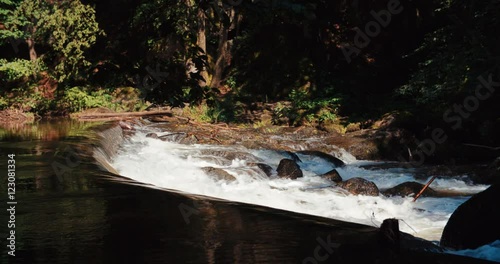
[210,26,228,89]
[209,5,235,89]
[26,38,37,61]
[197,7,209,87]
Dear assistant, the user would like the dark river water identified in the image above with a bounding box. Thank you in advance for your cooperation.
[0,120,495,264]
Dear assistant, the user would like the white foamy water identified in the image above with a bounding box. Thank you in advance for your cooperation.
[112,131,489,242]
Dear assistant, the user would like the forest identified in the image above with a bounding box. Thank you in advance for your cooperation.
[1,0,499,162]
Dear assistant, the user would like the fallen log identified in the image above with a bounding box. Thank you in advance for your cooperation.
[73,110,173,121]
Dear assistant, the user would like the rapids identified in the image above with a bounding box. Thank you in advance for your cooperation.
[112,127,489,242]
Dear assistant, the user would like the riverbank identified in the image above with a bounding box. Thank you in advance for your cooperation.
[2,105,498,186]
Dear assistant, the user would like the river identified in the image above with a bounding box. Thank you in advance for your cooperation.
[0,120,498,263]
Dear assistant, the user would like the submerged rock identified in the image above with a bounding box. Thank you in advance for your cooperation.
[158,132,187,142]
[277,159,303,179]
[201,167,237,182]
[440,183,500,250]
[337,177,379,196]
[383,181,438,197]
[297,150,345,167]
[321,169,343,183]
[199,149,261,163]
[146,132,158,138]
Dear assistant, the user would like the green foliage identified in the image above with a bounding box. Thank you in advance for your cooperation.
[206,91,244,123]
[0,58,45,82]
[0,95,8,109]
[59,87,149,113]
[130,0,209,106]
[184,103,213,123]
[6,0,103,82]
[286,88,340,125]
[3,86,53,113]
[61,87,117,113]
[41,0,103,82]
[398,0,499,113]
[182,94,243,124]
[0,0,22,43]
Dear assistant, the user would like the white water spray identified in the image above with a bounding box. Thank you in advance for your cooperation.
[112,130,488,242]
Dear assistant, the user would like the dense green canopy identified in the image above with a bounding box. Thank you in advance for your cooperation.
[1,0,499,153]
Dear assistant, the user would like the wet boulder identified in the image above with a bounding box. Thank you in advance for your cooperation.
[180,134,198,144]
[383,181,438,197]
[199,150,261,163]
[297,150,345,167]
[201,167,237,182]
[440,184,500,250]
[158,132,187,143]
[248,163,274,177]
[119,121,134,130]
[321,169,343,183]
[279,151,302,163]
[277,159,303,179]
[337,177,379,196]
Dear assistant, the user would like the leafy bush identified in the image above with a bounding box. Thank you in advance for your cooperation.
[61,87,117,112]
[275,88,341,126]
[0,59,46,83]
[184,103,213,123]
[0,96,8,110]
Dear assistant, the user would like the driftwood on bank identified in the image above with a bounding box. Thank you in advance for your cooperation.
[74,110,174,121]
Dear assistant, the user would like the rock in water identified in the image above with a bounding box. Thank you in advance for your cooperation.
[146,133,158,138]
[119,121,133,130]
[321,169,343,183]
[201,167,237,182]
[248,163,274,177]
[383,181,438,197]
[277,159,303,179]
[297,150,345,167]
[337,177,379,196]
[440,184,500,250]
[280,151,302,163]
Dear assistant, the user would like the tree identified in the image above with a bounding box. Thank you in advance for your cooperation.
[5,0,103,82]
[0,0,22,46]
